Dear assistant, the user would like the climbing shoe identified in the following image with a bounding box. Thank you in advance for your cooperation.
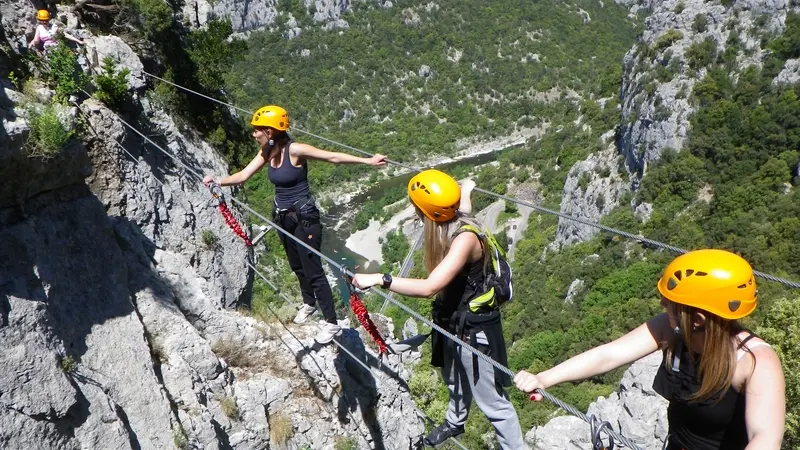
[314,322,342,344]
[423,421,464,447]
[293,304,317,324]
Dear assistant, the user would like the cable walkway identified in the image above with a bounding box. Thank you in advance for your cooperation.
[140,70,800,290]
[97,96,645,450]
[76,99,468,449]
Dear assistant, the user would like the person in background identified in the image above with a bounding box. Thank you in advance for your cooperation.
[28,10,84,54]
[515,249,786,450]
[203,105,386,344]
[353,169,525,449]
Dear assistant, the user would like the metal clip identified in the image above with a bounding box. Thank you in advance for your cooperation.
[589,415,615,450]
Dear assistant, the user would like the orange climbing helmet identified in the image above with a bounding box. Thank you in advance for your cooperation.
[36,10,51,21]
[251,105,289,131]
[657,249,757,320]
[408,169,461,223]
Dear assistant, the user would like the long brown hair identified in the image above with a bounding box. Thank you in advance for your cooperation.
[665,302,745,402]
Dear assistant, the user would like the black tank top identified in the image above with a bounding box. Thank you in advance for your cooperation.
[653,335,754,450]
[267,141,311,209]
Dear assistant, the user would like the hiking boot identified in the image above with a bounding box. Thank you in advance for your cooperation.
[293,304,317,324]
[423,421,464,447]
[314,322,342,344]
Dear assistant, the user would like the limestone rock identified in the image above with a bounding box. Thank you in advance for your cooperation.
[87,36,146,90]
[618,0,796,174]
[553,147,627,247]
[527,352,667,450]
[773,58,800,86]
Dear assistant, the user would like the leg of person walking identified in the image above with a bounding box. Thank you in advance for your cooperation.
[424,339,469,446]
[278,213,318,324]
[457,345,526,450]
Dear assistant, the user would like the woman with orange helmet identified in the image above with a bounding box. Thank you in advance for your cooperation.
[28,10,84,53]
[353,169,525,449]
[515,249,786,450]
[203,105,386,344]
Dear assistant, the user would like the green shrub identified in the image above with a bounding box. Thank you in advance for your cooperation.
[25,104,73,158]
[333,436,358,450]
[692,14,708,33]
[674,2,685,13]
[128,0,173,38]
[46,43,86,101]
[654,29,684,52]
[172,427,188,450]
[201,230,219,249]
[60,355,76,373]
[94,56,130,109]
[686,38,718,70]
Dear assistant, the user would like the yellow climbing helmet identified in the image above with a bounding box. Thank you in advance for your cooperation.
[408,169,460,223]
[657,249,757,320]
[251,105,289,131]
[36,10,51,21]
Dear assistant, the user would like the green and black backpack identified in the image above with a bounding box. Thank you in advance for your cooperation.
[454,222,513,313]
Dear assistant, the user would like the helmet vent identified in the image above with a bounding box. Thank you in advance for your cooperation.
[695,271,708,276]
[685,269,694,277]
[411,183,417,191]
[424,189,431,194]
[667,277,678,290]
[729,300,741,312]
[737,283,747,289]
[674,271,682,280]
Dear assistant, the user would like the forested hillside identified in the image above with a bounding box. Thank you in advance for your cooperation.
[220,1,800,448]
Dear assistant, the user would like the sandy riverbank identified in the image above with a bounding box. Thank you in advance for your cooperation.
[344,203,417,264]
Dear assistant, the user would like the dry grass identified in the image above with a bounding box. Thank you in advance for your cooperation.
[219,396,240,420]
[211,337,266,368]
[269,413,294,445]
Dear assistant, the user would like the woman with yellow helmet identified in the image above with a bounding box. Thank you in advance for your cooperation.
[352,169,525,449]
[203,105,386,344]
[28,10,84,54]
[514,249,786,450]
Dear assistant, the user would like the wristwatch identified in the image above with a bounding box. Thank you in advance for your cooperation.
[381,273,393,289]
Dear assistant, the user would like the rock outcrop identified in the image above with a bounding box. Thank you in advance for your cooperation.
[183,0,380,34]
[552,146,627,248]
[618,0,798,174]
[527,351,668,450]
[0,5,424,449]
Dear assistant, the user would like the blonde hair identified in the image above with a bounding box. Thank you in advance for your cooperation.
[665,302,745,402]
[420,211,482,293]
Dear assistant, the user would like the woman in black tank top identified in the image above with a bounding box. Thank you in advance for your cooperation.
[514,249,786,450]
[352,170,526,449]
[203,105,386,344]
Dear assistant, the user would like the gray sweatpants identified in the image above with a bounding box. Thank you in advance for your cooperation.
[441,340,526,450]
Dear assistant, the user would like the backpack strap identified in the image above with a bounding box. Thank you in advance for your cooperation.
[454,223,491,278]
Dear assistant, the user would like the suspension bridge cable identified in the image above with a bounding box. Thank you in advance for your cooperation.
[137,71,800,290]
[103,107,643,449]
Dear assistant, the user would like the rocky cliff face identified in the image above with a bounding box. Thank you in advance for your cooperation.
[184,0,382,34]
[0,3,423,449]
[554,0,799,246]
[618,0,797,174]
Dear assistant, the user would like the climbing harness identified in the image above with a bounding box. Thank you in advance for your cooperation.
[590,414,616,450]
[342,268,388,356]
[208,183,252,247]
